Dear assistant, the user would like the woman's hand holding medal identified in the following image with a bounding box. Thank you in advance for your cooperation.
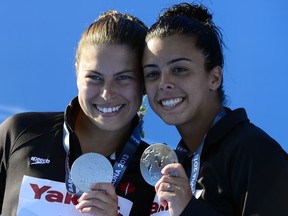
[75,182,118,215]
[155,163,192,216]
[140,143,193,216]
[71,153,118,215]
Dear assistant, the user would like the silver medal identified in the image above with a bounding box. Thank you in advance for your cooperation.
[71,152,113,192]
[140,143,178,186]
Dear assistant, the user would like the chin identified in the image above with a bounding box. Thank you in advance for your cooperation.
[161,116,180,126]
[98,124,124,132]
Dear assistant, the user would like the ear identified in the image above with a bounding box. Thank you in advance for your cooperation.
[75,62,79,78]
[209,66,222,91]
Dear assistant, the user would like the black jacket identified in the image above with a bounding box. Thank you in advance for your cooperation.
[180,108,288,216]
[0,98,155,215]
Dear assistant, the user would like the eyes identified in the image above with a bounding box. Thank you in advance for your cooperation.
[144,70,159,80]
[144,67,188,80]
[87,74,102,81]
[85,72,136,83]
[116,75,133,81]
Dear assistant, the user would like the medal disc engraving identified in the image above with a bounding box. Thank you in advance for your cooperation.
[140,143,178,186]
[71,152,113,192]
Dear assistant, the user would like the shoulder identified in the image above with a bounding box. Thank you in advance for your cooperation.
[217,108,278,147]
[220,108,288,164]
[1,112,63,129]
[0,112,64,147]
[209,107,287,160]
[229,108,283,150]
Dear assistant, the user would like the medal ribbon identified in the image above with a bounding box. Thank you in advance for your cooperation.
[111,124,141,187]
[176,110,226,197]
[63,121,142,196]
[63,123,82,196]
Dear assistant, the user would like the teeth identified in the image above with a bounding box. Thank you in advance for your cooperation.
[97,105,122,113]
[161,98,183,107]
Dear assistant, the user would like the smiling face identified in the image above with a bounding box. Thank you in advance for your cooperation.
[142,34,222,130]
[77,44,143,132]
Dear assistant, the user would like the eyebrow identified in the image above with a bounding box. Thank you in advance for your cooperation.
[143,64,157,69]
[86,69,135,76]
[86,70,101,75]
[143,58,192,69]
[167,58,192,65]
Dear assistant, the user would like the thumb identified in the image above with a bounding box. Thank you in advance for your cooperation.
[161,163,189,179]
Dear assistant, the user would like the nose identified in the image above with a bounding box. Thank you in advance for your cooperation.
[159,73,175,91]
[101,83,115,100]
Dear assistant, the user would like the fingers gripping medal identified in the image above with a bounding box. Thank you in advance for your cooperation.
[71,152,113,192]
[140,143,178,186]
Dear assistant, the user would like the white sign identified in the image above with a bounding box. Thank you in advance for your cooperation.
[17,175,132,216]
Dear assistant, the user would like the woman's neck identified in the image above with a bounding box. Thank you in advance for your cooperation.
[176,106,224,154]
[74,110,132,156]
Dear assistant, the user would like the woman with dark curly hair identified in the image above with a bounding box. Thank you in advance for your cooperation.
[143,3,288,216]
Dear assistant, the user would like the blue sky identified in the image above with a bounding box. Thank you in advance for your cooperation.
[0,0,287,152]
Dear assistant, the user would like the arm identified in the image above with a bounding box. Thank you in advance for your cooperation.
[230,134,288,215]
[0,118,13,213]
[180,197,224,216]
[155,163,223,216]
